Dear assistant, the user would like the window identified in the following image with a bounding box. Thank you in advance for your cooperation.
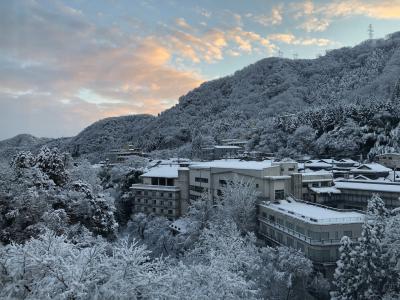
[269,215,275,222]
[190,185,205,193]
[152,191,156,197]
[169,201,173,207]
[296,242,305,253]
[256,183,259,188]
[286,237,294,247]
[145,199,148,204]
[160,208,164,213]
[168,210,173,215]
[288,167,295,171]
[167,178,174,186]
[161,200,164,206]
[136,190,142,195]
[169,193,173,198]
[190,194,200,200]
[160,192,164,197]
[219,179,227,186]
[277,232,283,243]
[151,178,158,185]
[153,200,157,205]
[195,177,208,183]
[262,212,267,218]
[344,231,353,238]
[274,189,284,200]
[152,208,156,213]
[296,225,305,235]
[217,189,222,196]
[144,191,148,196]
[286,221,294,230]
[277,218,284,226]
[159,178,166,186]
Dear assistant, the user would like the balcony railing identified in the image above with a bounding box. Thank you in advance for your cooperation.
[131,184,180,191]
[258,217,358,246]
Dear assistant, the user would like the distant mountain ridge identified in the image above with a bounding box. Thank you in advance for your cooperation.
[2,31,400,161]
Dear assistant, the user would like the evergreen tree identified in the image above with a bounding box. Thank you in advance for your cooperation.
[332,236,359,300]
[354,195,388,299]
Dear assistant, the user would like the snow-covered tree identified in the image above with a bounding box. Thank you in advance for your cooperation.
[332,236,359,300]
[218,175,259,233]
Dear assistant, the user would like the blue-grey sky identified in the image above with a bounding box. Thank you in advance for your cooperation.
[1,0,399,139]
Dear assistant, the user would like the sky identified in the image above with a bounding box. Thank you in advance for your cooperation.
[1,0,399,140]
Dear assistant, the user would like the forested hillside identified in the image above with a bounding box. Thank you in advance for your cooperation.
[2,32,400,161]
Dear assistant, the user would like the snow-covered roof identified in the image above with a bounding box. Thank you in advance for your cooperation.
[190,159,273,170]
[302,170,332,176]
[310,187,341,194]
[265,175,291,180]
[337,158,358,164]
[169,219,189,234]
[335,180,400,193]
[141,165,179,178]
[263,200,364,224]
[304,161,333,168]
[213,145,242,149]
[351,163,391,173]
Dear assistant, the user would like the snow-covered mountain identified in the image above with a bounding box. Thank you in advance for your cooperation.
[2,31,400,161]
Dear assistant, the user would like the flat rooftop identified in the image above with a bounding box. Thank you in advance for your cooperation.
[141,165,179,178]
[262,199,364,224]
[190,159,273,170]
[335,180,400,193]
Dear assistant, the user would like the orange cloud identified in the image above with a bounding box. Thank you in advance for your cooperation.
[294,0,400,32]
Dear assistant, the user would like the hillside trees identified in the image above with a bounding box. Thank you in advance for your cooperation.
[0,147,117,244]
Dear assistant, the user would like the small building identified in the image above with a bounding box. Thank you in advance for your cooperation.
[349,163,391,180]
[201,145,242,160]
[304,160,335,171]
[258,198,365,274]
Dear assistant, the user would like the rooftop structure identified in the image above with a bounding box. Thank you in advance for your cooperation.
[190,159,273,170]
[265,199,364,224]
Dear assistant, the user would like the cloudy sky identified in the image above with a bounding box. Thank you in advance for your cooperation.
[1,0,399,140]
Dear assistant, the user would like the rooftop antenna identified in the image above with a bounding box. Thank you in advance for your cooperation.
[368,24,374,40]
[278,50,283,58]
[293,53,298,59]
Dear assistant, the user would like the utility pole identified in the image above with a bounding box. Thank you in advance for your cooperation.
[368,24,374,40]
[278,50,283,58]
[293,53,298,59]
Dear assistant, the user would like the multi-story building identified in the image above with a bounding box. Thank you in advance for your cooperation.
[130,164,189,219]
[187,159,302,202]
[301,171,334,201]
[258,198,365,274]
[330,180,400,210]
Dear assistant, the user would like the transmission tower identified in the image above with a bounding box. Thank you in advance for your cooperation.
[368,24,374,39]
[293,53,298,59]
[278,50,283,58]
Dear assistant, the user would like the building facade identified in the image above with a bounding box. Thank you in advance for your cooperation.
[258,199,364,273]
[130,165,189,219]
